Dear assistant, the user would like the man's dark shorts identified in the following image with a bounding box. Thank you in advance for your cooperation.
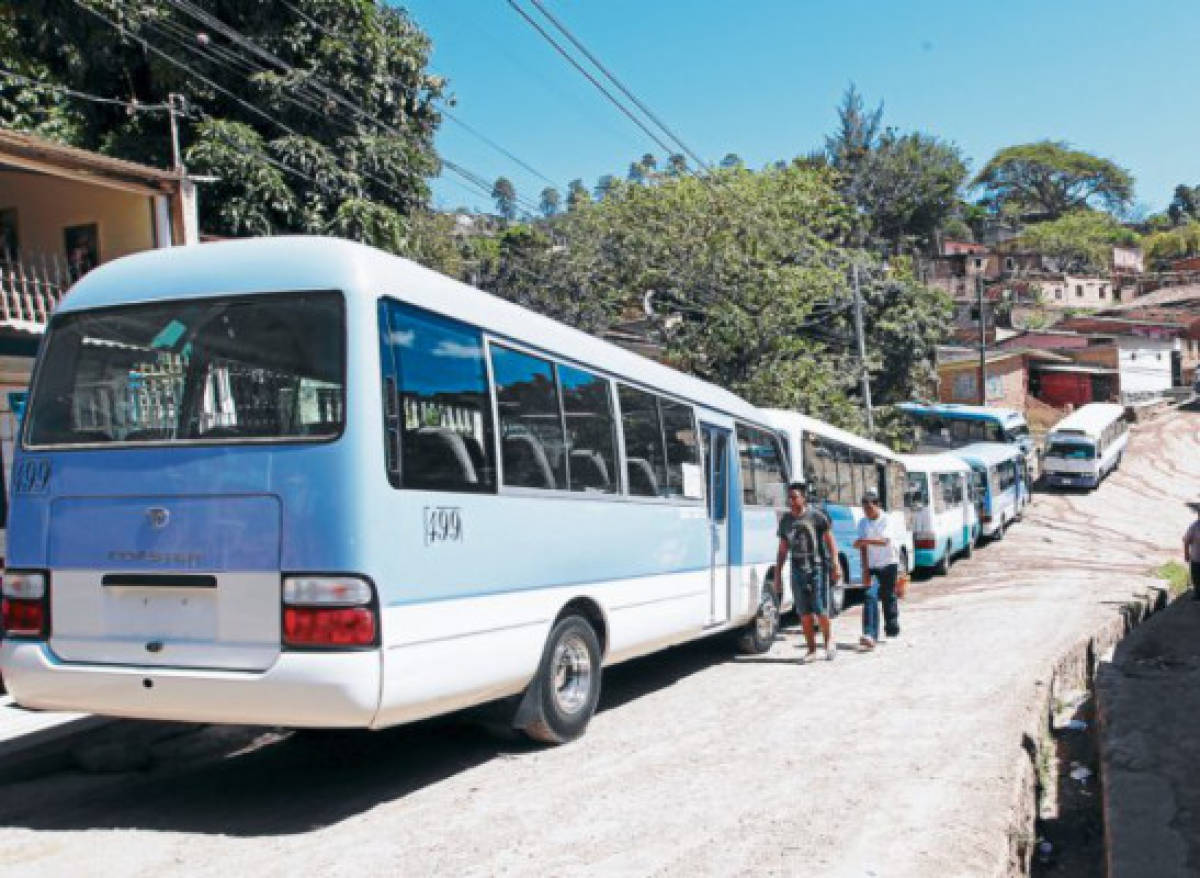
[791,564,828,617]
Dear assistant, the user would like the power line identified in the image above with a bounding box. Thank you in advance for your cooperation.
[503,0,678,159]
[525,0,712,173]
[0,65,169,112]
[160,0,540,213]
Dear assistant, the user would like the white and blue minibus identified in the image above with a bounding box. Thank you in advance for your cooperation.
[0,237,791,743]
[1041,403,1129,490]
[900,453,978,575]
[764,410,914,615]
[954,443,1024,541]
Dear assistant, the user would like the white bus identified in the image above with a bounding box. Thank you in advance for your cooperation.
[955,442,1025,541]
[1042,403,1129,490]
[1,237,791,744]
[765,410,914,614]
[900,453,979,575]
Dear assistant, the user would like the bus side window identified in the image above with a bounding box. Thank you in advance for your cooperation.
[384,301,496,492]
[491,345,568,491]
[660,400,700,499]
[736,424,786,507]
[559,364,618,494]
[617,385,667,498]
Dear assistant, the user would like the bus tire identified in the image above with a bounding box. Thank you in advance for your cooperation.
[934,547,950,576]
[738,588,780,654]
[519,615,602,745]
[962,535,974,559]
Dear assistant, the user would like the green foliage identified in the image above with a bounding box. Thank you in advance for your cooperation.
[973,141,1134,219]
[1142,221,1200,268]
[0,0,444,251]
[539,186,562,218]
[566,178,591,211]
[1014,210,1139,273]
[825,83,883,179]
[475,164,952,431]
[491,176,518,220]
[1152,561,1190,597]
[851,131,969,247]
[1168,184,1200,226]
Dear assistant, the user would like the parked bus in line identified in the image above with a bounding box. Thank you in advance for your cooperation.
[954,443,1025,542]
[897,401,1036,474]
[1041,403,1129,490]
[899,453,978,575]
[764,409,914,615]
[0,237,792,744]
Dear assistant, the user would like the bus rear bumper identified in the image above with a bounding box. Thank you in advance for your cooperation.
[0,641,381,728]
[914,548,941,568]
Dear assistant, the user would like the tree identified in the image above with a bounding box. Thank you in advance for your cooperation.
[850,131,968,247]
[566,178,591,211]
[1167,184,1200,226]
[0,0,445,249]
[825,83,883,179]
[539,186,562,218]
[1012,210,1140,273]
[720,152,744,170]
[476,163,952,428]
[666,153,688,177]
[972,141,1134,219]
[594,174,617,200]
[1142,221,1200,268]
[492,177,518,220]
[627,161,647,183]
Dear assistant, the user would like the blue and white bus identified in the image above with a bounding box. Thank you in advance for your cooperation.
[765,410,914,615]
[898,401,1035,475]
[900,453,978,575]
[954,443,1024,541]
[0,237,790,744]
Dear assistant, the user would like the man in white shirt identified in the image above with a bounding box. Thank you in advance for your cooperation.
[853,489,901,649]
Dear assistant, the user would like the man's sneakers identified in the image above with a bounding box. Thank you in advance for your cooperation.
[825,643,837,661]
[859,635,876,652]
[799,648,819,664]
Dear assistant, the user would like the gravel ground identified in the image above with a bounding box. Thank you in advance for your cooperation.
[0,406,1195,878]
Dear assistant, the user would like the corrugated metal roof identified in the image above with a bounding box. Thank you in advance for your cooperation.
[0,127,181,189]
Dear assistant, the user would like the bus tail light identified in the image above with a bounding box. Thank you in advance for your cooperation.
[914,534,936,550]
[2,571,49,639]
[282,575,378,649]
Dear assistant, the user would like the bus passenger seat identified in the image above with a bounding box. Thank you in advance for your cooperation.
[569,449,610,491]
[408,427,479,487]
[503,434,556,489]
[626,457,659,496]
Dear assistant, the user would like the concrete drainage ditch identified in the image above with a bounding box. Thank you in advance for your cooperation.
[1005,583,1176,876]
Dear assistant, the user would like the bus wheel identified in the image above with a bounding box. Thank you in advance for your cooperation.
[738,588,780,654]
[934,547,950,576]
[962,535,974,559]
[994,518,1006,541]
[520,616,602,745]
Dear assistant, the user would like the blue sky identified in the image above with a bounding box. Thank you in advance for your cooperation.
[397,0,1197,216]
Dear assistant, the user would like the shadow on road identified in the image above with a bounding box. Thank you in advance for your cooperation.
[0,635,736,838]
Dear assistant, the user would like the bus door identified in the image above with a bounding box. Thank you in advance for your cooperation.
[701,423,732,625]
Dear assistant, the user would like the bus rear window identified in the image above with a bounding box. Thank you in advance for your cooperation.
[25,291,344,447]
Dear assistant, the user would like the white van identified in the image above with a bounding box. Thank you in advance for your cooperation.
[900,453,979,575]
[1042,403,1129,490]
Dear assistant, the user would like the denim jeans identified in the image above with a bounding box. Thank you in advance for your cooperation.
[874,563,900,636]
[861,575,881,641]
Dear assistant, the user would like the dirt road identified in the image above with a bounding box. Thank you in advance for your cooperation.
[0,406,1196,878]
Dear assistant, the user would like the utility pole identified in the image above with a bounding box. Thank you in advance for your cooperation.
[852,262,875,436]
[167,93,187,174]
[977,273,987,405]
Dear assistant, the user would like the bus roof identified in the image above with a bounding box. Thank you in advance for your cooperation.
[1047,403,1126,439]
[761,409,900,461]
[953,442,1023,467]
[897,401,1026,427]
[897,452,972,475]
[56,236,768,425]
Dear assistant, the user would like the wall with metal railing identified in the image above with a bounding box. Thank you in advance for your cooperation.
[0,251,72,327]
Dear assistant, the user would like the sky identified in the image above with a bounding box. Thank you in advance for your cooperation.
[396,0,1198,216]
